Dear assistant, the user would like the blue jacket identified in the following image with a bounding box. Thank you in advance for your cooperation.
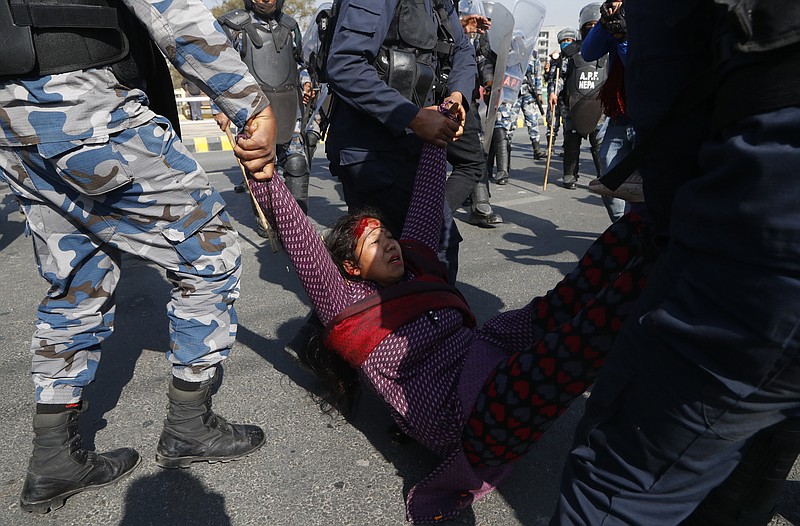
[325,0,476,155]
[581,22,627,67]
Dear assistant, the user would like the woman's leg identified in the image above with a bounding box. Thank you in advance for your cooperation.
[464,215,654,468]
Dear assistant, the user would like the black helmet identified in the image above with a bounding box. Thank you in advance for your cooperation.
[578,3,602,38]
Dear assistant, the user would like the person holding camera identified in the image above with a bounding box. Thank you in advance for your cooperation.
[581,0,642,221]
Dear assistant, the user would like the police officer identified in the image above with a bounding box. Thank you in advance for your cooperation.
[582,0,636,222]
[0,0,276,513]
[445,13,503,227]
[325,0,477,284]
[519,51,546,160]
[553,0,800,523]
[217,0,311,213]
[487,98,517,185]
[181,78,204,121]
[548,5,606,190]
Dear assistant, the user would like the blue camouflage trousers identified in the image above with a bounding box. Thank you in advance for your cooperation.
[518,91,542,143]
[0,116,241,404]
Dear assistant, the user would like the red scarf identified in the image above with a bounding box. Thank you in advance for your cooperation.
[599,57,626,118]
[323,240,477,368]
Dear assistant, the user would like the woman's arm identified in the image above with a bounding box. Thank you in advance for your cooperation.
[400,141,448,250]
[250,177,356,325]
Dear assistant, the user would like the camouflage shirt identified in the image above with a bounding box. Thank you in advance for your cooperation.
[0,0,268,147]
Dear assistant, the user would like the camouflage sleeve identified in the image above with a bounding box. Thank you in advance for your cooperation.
[121,0,268,130]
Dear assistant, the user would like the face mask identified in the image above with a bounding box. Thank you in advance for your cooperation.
[560,41,571,50]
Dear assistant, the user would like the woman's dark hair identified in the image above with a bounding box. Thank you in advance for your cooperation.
[301,327,361,417]
[325,206,385,281]
[300,206,385,417]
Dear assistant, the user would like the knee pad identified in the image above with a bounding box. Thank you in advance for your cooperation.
[283,153,309,178]
[304,130,320,149]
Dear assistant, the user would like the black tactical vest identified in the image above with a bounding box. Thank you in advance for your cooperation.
[1,0,128,78]
[218,9,301,143]
[219,9,300,93]
[564,41,607,135]
[375,0,438,106]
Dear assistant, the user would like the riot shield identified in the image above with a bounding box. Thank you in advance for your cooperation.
[302,2,332,83]
[479,2,514,152]
[497,31,530,110]
[495,0,546,108]
[480,0,546,151]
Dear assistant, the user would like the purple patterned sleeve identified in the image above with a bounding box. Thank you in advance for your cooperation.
[400,142,448,250]
[249,177,357,325]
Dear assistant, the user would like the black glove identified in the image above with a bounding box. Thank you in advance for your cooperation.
[600,1,626,38]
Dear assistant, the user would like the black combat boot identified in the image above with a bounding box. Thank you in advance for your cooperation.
[532,139,545,160]
[20,402,140,514]
[492,129,510,185]
[486,133,497,182]
[468,182,503,227]
[156,376,265,469]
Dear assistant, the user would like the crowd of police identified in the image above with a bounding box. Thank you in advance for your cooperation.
[1,0,798,523]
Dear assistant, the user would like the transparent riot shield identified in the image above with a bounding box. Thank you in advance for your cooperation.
[479,1,514,151]
[495,0,546,107]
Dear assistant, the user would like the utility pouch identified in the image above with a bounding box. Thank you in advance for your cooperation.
[0,0,35,76]
[378,47,434,106]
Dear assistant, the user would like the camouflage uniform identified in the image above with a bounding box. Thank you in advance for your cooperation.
[0,0,269,404]
[517,57,543,146]
[493,99,521,133]
[487,100,519,184]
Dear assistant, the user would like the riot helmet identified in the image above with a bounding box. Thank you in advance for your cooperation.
[557,27,577,50]
[557,28,577,42]
[578,3,602,38]
[459,0,486,17]
[483,1,494,20]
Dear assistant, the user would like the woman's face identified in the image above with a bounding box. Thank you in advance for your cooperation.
[345,218,405,287]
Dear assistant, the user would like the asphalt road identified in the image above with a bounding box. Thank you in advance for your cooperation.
[1,123,797,526]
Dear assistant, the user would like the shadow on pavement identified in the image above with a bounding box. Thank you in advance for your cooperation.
[120,469,231,526]
[79,255,171,450]
[0,191,25,252]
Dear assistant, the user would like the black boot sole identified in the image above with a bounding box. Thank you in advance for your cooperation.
[20,455,142,514]
[155,433,267,469]
[467,214,503,228]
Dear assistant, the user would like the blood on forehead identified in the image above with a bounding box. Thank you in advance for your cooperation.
[353,218,381,239]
